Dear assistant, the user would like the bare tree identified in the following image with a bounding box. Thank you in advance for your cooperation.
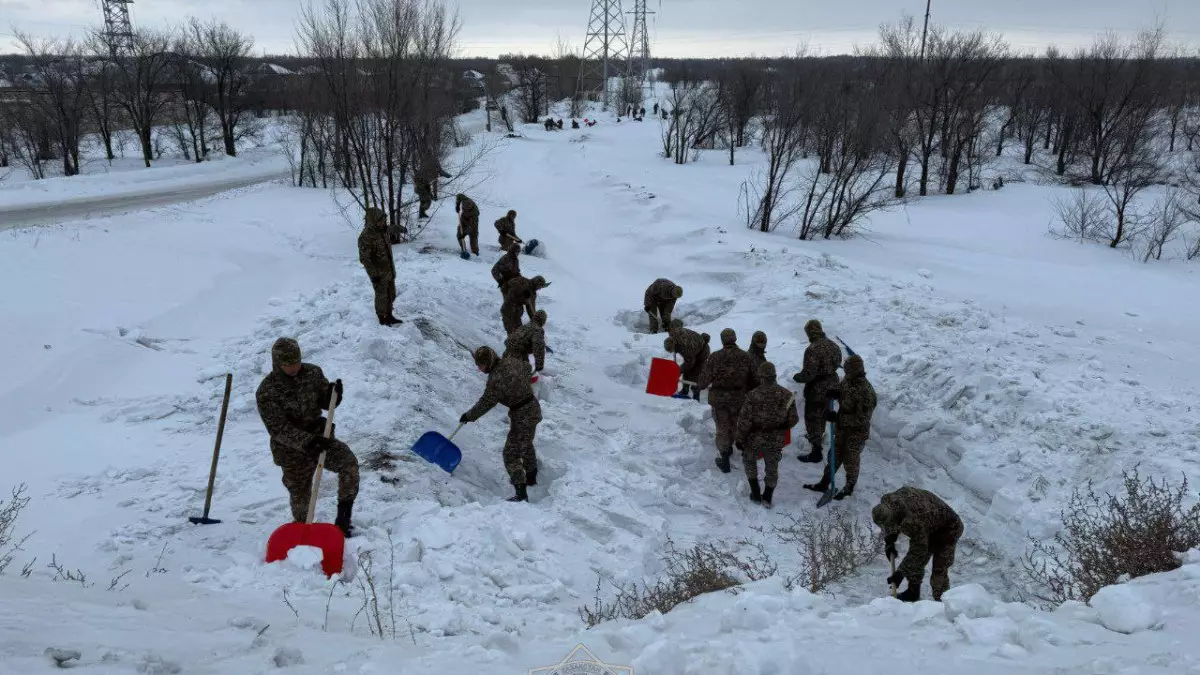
[505,55,550,123]
[113,29,177,167]
[1100,122,1162,248]
[744,63,809,231]
[16,33,89,176]
[1050,188,1109,242]
[1141,189,1189,262]
[171,30,211,162]
[81,41,122,163]
[189,18,255,156]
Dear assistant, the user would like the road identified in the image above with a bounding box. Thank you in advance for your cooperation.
[0,169,289,231]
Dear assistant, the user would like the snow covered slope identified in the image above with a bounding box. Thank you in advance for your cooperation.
[1,107,1199,672]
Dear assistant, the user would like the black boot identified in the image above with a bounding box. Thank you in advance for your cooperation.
[380,315,402,326]
[692,387,701,401]
[748,479,761,503]
[797,444,823,463]
[507,484,529,502]
[526,468,538,486]
[679,383,690,396]
[334,500,355,538]
[833,485,854,500]
[761,485,774,508]
[897,585,920,602]
[715,455,731,473]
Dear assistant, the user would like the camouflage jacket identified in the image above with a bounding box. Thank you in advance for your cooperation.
[643,278,679,310]
[463,356,537,421]
[358,220,395,280]
[836,372,877,432]
[491,251,520,287]
[495,216,518,242]
[736,382,799,449]
[794,334,842,399]
[878,487,963,578]
[668,327,709,376]
[457,196,480,221]
[256,363,341,455]
[502,276,539,311]
[697,344,758,408]
[503,321,546,371]
[748,345,768,387]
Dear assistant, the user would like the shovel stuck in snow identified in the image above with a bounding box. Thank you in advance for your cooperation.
[190,373,232,526]
[265,388,345,577]
[816,400,839,509]
[411,423,464,474]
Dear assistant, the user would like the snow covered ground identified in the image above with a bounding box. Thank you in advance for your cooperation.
[2,100,1199,673]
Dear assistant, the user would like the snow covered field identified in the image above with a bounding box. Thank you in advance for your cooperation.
[2,102,1199,673]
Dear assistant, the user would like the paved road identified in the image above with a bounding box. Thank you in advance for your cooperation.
[0,169,289,231]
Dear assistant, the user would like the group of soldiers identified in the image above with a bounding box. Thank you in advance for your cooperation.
[644,277,963,602]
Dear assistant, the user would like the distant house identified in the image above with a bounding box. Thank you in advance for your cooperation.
[257,63,295,77]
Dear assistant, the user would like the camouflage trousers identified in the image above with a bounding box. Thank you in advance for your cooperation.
[501,301,526,334]
[821,428,868,490]
[803,398,827,449]
[457,217,480,255]
[272,440,360,522]
[369,275,396,321]
[915,518,964,601]
[742,442,783,488]
[503,399,542,486]
[645,303,674,334]
[711,403,741,457]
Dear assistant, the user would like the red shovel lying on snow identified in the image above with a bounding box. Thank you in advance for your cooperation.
[265,388,345,577]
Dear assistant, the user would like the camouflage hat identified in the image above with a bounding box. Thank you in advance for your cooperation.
[720,328,737,346]
[456,193,467,201]
[531,275,548,289]
[663,337,675,353]
[751,330,767,347]
[758,360,777,381]
[272,337,302,366]
[472,346,498,370]
[871,503,893,528]
[844,354,866,377]
[534,310,548,326]
[668,318,684,331]
[804,319,824,337]
[672,285,684,299]
[507,209,517,219]
[365,207,387,226]
[508,243,522,255]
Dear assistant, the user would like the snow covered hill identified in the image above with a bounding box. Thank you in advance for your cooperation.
[1,105,1198,673]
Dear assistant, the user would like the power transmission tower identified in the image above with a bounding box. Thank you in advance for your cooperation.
[576,0,632,111]
[919,0,931,60]
[100,0,136,56]
[626,0,655,81]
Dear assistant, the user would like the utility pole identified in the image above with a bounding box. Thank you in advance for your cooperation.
[100,0,136,56]
[577,0,632,111]
[626,0,655,81]
[919,0,931,60]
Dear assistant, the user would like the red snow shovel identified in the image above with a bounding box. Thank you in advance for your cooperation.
[265,388,345,578]
[646,357,682,396]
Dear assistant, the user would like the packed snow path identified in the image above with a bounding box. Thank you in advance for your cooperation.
[2,109,1199,672]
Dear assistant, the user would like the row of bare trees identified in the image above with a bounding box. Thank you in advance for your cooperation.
[0,19,257,178]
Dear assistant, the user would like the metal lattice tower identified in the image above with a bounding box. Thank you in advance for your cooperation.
[626,0,654,81]
[576,0,632,110]
[100,0,135,56]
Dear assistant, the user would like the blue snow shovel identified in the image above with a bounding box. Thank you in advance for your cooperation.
[836,336,856,358]
[816,399,839,508]
[411,423,464,474]
[523,238,540,255]
[460,250,471,260]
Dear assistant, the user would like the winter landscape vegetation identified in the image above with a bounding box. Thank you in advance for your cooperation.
[2,0,1200,673]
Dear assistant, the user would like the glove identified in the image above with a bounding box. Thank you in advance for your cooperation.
[825,410,839,423]
[826,388,841,400]
[792,372,805,383]
[735,442,744,453]
[459,413,470,424]
[327,379,343,404]
[887,570,905,588]
[886,543,899,562]
[309,435,334,455]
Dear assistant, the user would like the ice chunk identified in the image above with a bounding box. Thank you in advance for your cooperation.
[942,583,996,621]
[1089,583,1163,634]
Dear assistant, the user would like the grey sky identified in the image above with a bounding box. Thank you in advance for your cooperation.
[2,0,1198,58]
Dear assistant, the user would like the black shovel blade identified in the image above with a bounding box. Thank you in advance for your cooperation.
[188,516,222,525]
[816,486,837,508]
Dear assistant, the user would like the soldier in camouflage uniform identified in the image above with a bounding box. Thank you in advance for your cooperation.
[358,207,400,326]
[748,331,768,386]
[491,243,522,290]
[503,309,547,372]
[697,328,758,473]
[500,275,548,335]
[663,319,710,400]
[803,354,877,500]
[455,194,481,256]
[736,361,800,508]
[414,158,451,219]
[792,319,842,463]
[256,338,359,536]
[495,210,521,250]
[643,278,683,334]
[460,346,542,502]
[872,486,964,602]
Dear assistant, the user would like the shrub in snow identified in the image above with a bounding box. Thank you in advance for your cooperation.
[1088,583,1163,634]
[773,509,880,594]
[0,483,30,574]
[1022,468,1200,605]
[578,537,776,627]
[272,646,305,667]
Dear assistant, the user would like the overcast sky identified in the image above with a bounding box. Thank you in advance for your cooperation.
[2,0,1199,58]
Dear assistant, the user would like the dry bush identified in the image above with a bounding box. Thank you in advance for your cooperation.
[1023,469,1200,606]
[1187,233,1200,261]
[0,484,31,574]
[1141,189,1190,262]
[350,532,415,644]
[1050,189,1110,242]
[579,537,776,627]
[773,509,880,593]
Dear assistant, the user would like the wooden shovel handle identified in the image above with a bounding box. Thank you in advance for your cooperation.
[305,387,339,524]
[199,374,232,519]
[889,556,898,597]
